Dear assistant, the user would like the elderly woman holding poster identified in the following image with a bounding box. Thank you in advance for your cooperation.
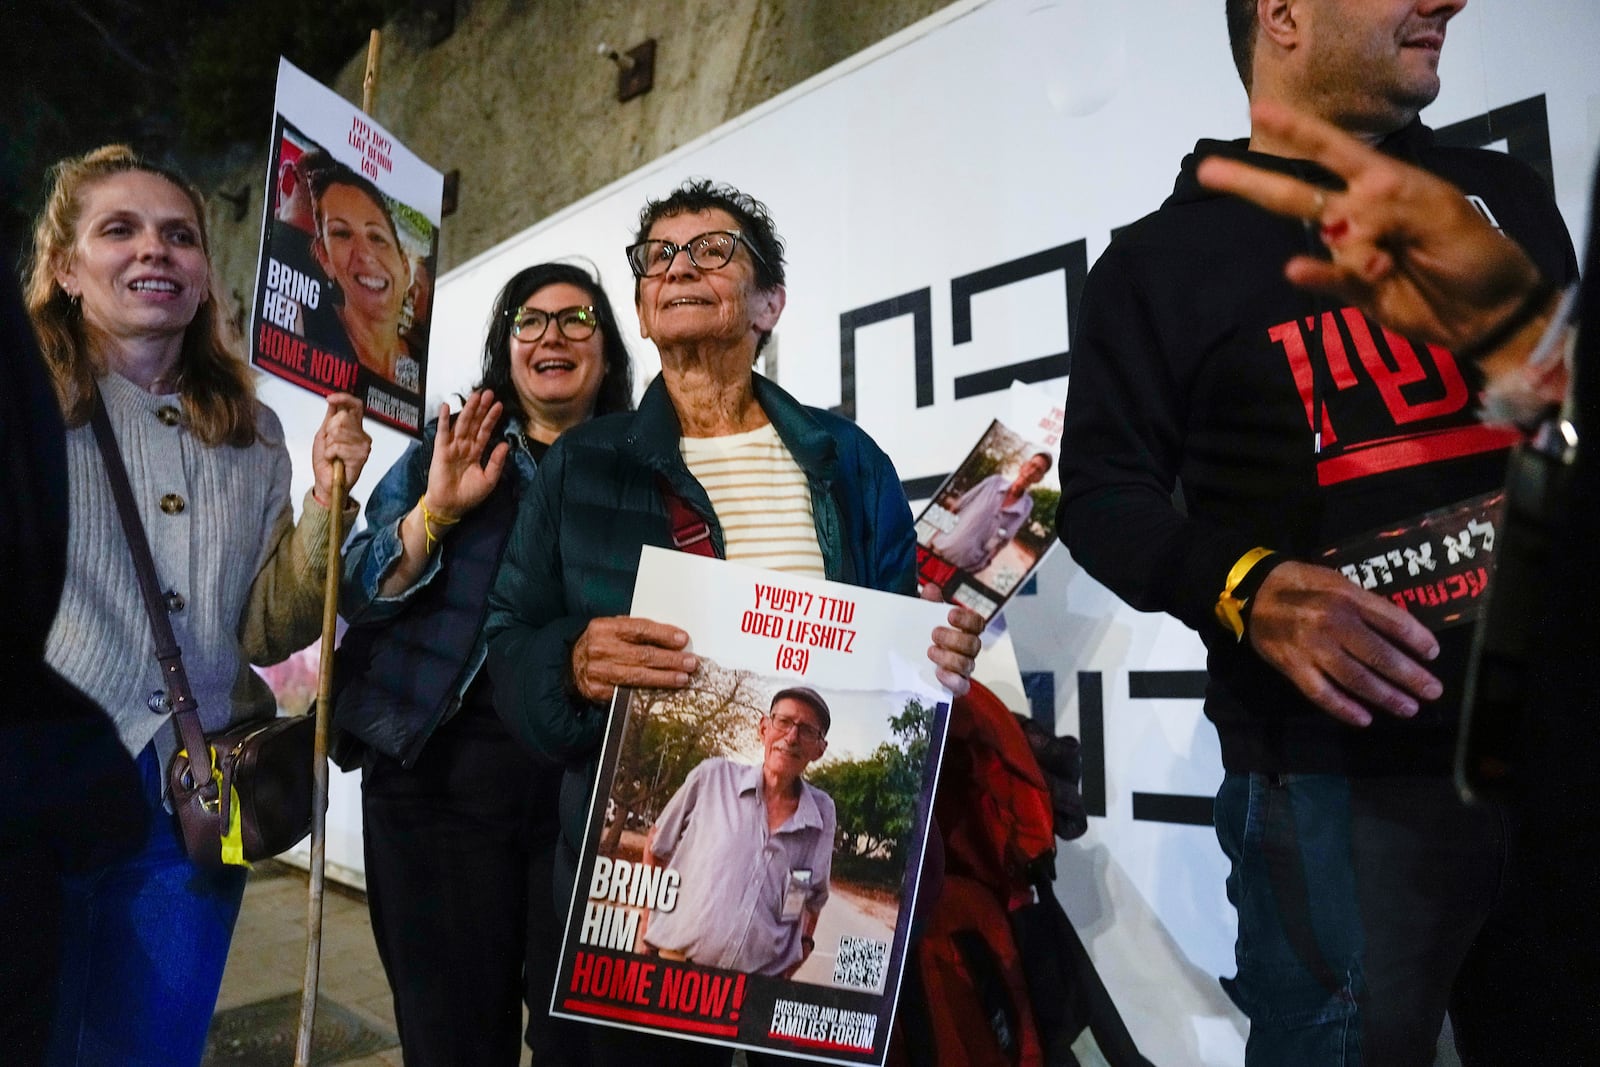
[26,144,369,1066]
[485,179,983,1066]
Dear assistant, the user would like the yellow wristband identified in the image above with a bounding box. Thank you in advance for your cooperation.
[419,494,460,552]
[1214,547,1276,641]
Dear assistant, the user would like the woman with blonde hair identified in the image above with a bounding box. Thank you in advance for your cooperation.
[27,144,371,1066]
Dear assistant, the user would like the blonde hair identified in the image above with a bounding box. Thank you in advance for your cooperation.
[25,144,259,447]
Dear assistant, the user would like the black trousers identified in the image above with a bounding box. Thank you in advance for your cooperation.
[362,701,590,1067]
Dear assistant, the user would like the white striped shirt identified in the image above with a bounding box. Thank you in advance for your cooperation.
[680,424,826,578]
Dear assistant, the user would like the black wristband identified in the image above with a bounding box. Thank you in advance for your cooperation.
[1236,554,1289,635]
[1456,280,1559,363]
[1234,552,1287,604]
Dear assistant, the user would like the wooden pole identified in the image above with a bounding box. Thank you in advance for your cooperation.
[293,29,381,1067]
[362,29,382,114]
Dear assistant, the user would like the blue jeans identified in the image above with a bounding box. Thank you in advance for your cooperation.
[47,745,247,1067]
[1214,772,1519,1066]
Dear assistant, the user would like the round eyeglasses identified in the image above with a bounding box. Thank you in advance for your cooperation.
[624,230,767,278]
[510,305,598,342]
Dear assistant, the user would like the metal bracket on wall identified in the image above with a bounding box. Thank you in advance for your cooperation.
[441,169,460,218]
[599,39,657,102]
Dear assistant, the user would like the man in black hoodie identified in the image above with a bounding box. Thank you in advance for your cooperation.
[1199,97,1600,1062]
[1056,1,1577,1063]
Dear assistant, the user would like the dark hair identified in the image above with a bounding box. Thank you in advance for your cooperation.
[478,262,634,423]
[1025,451,1055,472]
[633,179,786,292]
[633,179,786,357]
[301,150,404,263]
[1226,0,1257,91]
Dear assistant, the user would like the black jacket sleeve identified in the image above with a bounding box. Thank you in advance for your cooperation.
[484,444,606,762]
[1056,242,1263,635]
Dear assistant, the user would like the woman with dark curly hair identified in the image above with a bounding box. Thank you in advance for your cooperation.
[337,261,633,1067]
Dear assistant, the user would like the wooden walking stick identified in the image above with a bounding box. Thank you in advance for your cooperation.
[293,30,381,1067]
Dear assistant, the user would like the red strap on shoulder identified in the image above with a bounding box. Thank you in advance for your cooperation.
[657,476,720,558]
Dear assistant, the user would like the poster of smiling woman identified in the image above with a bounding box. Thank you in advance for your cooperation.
[250,57,443,436]
[557,548,951,1065]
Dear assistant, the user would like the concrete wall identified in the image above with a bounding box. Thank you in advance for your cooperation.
[205,0,955,316]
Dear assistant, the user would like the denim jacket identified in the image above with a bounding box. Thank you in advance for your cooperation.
[335,418,539,766]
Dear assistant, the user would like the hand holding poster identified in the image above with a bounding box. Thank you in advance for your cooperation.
[556,548,951,1065]
[1316,490,1505,629]
[915,382,1064,621]
[250,58,444,435]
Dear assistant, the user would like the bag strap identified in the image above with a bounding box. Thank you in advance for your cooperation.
[88,387,217,806]
[656,474,721,559]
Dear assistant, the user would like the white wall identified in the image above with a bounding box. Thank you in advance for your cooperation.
[263,1,1600,1061]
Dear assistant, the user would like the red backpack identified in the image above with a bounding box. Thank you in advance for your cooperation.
[890,681,1149,1067]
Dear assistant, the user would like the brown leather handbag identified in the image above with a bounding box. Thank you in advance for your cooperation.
[91,389,314,868]
[166,711,314,866]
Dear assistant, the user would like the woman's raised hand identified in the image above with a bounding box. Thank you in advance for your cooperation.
[422,389,510,521]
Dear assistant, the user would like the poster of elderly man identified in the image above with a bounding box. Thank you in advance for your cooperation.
[555,548,950,1066]
[637,684,840,981]
[914,384,1064,620]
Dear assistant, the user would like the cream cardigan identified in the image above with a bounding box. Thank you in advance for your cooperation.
[44,372,353,776]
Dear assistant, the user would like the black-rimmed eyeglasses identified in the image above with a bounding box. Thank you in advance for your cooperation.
[509,305,598,342]
[624,230,767,278]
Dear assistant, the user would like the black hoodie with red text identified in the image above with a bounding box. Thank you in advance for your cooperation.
[1057,119,1577,777]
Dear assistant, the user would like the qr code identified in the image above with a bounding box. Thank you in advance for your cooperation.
[833,935,889,989]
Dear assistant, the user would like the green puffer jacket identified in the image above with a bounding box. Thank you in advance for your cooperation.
[484,372,916,853]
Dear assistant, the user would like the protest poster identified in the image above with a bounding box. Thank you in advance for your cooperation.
[249,57,443,435]
[555,547,951,1065]
[1317,489,1505,630]
[914,382,1064,621]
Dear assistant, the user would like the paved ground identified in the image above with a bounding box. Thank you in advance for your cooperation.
[206,862,410,1066]
[206,861,538,1067]
[792,886,897,990]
